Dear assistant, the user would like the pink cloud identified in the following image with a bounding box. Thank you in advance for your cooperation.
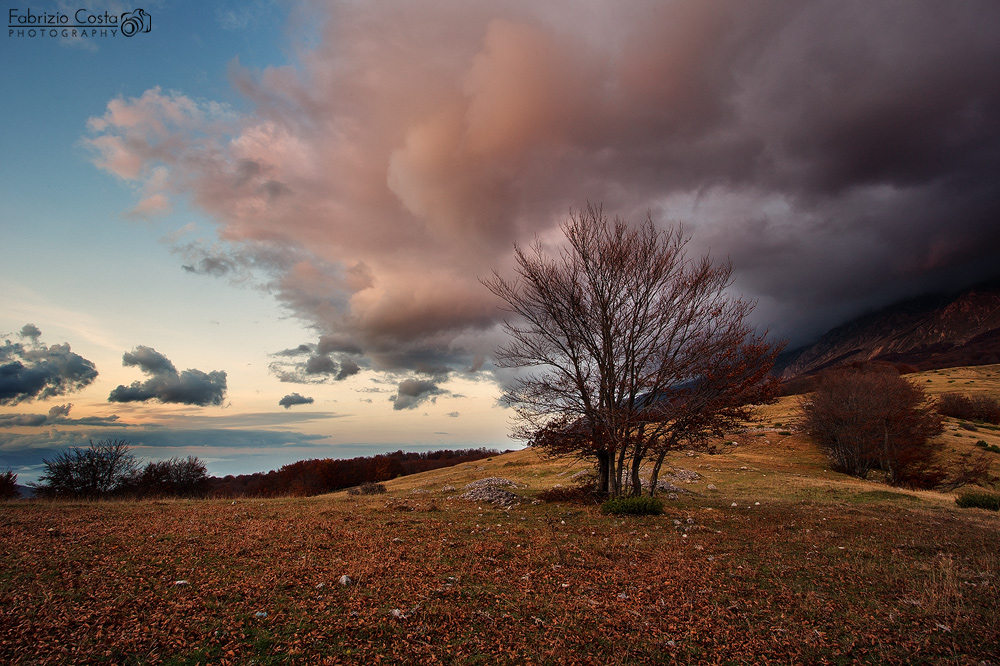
[85,0,1000,368]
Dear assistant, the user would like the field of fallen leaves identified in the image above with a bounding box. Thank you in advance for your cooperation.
[3,480,999,664]
[3,365,1000,665]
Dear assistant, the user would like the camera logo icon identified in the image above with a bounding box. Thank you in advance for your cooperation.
[120,9,151,37]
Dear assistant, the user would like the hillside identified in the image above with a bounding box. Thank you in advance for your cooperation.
[777,282,1000,377]
[381,364,1000,507]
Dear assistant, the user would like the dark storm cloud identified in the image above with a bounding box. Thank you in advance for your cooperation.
[279,392,314,409]
[108,346,227,406]
[391,378,446,411]
[0,327,99,405]
[87,0,1000,363]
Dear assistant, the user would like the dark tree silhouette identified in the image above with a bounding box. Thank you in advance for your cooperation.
[128,456,210,498]
[0,468,18,500]
[32,439,138,498]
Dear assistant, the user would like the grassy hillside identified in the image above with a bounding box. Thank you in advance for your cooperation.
[386,364,1000,505]
[1,365,998,665]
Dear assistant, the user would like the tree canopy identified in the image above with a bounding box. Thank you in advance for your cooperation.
[485,205,782,496]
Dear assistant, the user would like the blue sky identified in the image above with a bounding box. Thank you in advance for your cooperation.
[3,0,1000,484]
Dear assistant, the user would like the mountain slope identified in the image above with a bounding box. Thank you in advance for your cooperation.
[778,282,1000,377]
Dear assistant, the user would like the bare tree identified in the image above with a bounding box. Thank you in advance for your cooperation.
[128,456,210,498]
[32,439,138,499]
[484,204,782,496]
[798,364,943,485]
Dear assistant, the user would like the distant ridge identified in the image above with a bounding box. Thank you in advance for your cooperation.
[777,280,1000,378]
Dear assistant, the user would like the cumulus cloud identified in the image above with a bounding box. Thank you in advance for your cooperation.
[278,392,314,409]
[391,378,446,411]
[19,324,41,341]
[0,326,99,405]
[268,341,363,383]
[85,0,1000,371]
[108,346,227,406]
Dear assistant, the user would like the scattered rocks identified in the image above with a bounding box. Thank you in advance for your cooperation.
[458,486,522,507]
[440,484,456,492]
[667,468,701,483]
[464,477,517,489]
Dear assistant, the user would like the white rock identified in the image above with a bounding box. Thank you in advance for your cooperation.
[339,575,353,586]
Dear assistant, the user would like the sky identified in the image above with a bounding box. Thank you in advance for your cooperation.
[3,0,1000,485]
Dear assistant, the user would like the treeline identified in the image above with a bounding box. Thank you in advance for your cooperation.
[208,448,500,498]
[22,440,500,500]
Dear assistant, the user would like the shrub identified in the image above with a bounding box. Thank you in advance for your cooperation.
[955,491,1000,511]
[799,364,943,485]
[600,495,663,515]
[937,393,1000,424]
[347,481,386,495]
[0,469,19,500]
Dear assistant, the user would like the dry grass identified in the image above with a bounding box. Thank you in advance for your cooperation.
[2,365,999,664]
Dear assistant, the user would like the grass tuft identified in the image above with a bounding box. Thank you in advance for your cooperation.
[600,495,663,515]
[955,490,1000,511]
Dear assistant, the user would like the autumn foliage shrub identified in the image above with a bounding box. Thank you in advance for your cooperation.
[799,364,943,486]
[600,495,663,515]
[955,491,1000,511]
[937,393,1000,424]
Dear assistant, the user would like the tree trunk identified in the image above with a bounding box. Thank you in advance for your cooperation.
[596,450,611,495]
[629,438,645,496]
[614,443,630,497]
[649,450,668,497]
